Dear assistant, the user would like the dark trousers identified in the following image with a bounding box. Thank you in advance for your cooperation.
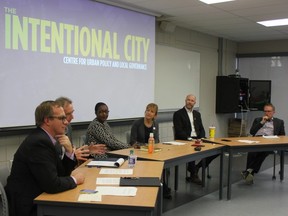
[246,151,270,173]
[5,188,37,216]
[187,154,219,175]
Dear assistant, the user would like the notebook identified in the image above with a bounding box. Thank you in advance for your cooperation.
[86,158,125,168]
[120,177,161,187]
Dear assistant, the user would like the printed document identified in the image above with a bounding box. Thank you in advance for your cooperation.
[99,168,133,175]
[95,186,137,196]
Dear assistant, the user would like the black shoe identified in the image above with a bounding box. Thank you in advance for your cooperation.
[163,188,172,199]
[186,174,202,185]
[241,170,254,184]
[166,187,171,193]
[163,193,172,199]
[163,184,171,193]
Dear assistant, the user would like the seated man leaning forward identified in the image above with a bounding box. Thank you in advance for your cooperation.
[5,100,85,216]
[55,96,106,163]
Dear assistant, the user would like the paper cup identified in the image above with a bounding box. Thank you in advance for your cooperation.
[209,126,216,139]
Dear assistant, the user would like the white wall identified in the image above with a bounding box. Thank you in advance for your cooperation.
[237,39,288,54]
[156,23,237,138]
[239,57,288,134]
[237,40,288,133]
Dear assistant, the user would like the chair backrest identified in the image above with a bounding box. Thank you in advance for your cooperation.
[172,126,176,140]
[0,182,9,216]
[126,131,131,144]
[0,165,9,189]
[80,134,87,145]
[0,165,10,216]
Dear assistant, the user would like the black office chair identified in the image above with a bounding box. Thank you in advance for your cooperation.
[0,165,10,216]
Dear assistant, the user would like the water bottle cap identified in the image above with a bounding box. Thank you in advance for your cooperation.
[130,150,134,154]
[149,133,154,138]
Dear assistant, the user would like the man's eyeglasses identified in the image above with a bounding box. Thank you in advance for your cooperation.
[65,111,74,116]
[49,116,67,123]
[264,110,273,112]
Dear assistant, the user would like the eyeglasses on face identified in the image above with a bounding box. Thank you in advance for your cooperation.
[264,110,273,112]
[65,111,74,116]
[49,115,67,123]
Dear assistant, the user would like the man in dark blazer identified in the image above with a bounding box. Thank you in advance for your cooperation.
[242,103,285,184]
[5,100,85,216]
[173,94,218,184]
[55,96,106,162]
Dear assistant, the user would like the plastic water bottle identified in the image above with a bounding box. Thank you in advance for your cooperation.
[128,149,137,168]
[148,133,155,154]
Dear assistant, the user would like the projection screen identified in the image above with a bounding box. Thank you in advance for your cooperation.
[0,0,155,128]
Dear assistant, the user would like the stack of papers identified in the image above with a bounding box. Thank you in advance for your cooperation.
[78,193,102,202]
[86,158,125,168]
[78,189,102,202]
[263,135,279,139]
[120,177,161,187]
[96,177,120,185]
[237,140,260,144]
[99,168,133,175]
[162,141,186,145]
[96,186,137,196]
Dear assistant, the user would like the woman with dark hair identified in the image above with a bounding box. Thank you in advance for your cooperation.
[86,102,129,159]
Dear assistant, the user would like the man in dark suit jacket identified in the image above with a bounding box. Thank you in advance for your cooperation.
[242,103,285,184]
[5,100,85,216]
[55,96,106,162]
[173,94,218,184]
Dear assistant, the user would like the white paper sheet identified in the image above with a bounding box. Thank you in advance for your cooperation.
[162,141,186,145]
[95,186,137,196]
[96,177,120,185]
[78,193,102,202]
[262,135,279,139]
[237,140,260,144]
[86,158,125,167]
[99,168,133,175]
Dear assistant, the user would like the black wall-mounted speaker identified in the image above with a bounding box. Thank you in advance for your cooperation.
[216,76,249,113]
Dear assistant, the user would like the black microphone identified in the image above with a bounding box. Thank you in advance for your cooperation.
[152,121,156,131]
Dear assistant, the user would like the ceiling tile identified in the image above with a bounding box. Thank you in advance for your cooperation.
[103,0,288,41]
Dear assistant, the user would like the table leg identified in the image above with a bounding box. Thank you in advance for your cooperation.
[201,158,206,187]
[280,150,284,181]
[174,166,178,191]
[156,183,163,216]
[219,149,224,200]
[227,148,233,200]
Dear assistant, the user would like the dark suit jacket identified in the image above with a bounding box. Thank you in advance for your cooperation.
[250,117,285,136]
[130,118,160,144]
[173,107,205,140]
[5,127,77,216]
